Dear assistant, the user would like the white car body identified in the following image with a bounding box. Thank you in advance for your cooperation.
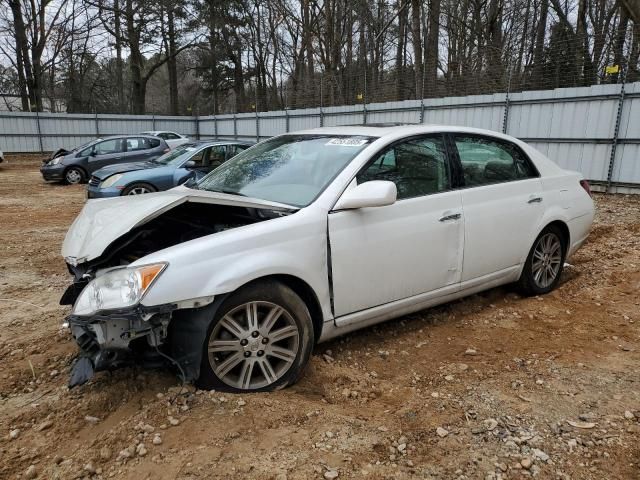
[62,125,594,386]
[141,131,190,149]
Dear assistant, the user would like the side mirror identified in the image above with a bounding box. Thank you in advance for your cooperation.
[88,150,96,157]
[183,176,197,188]
[334,180,397,210]
[184,160,196,169]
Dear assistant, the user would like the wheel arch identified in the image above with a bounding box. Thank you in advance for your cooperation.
[545,219,570,249]
[63,164,88,182]
[238,274,324,345]
[122,181,158,195]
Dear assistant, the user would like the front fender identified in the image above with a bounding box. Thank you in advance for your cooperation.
[138,207,333,322]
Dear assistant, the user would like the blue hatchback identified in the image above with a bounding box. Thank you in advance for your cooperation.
[87,140,253,198]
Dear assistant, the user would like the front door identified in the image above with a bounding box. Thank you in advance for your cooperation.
[87,138,125,172]
[328,134,464,317]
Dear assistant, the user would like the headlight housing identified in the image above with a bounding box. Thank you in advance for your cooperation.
[72,263,167,316]
[100,174,123,188]
[50,157,62,165]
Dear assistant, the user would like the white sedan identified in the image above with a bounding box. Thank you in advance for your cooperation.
[141,130,190,149]
[61,125,594,391]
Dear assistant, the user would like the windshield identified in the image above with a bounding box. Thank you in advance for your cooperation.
[71,139,100,152]
[153,144,199,165]
[196,135,375,207]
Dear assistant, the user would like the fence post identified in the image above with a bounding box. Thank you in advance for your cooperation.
[502,66,512,134]
[363,69,368,125]
[319,74,324,127]
[94,110,100,138]
[606,60,628,192]
[255,110,260,142]
[213,115,218,139]
[419,100,425,124]
[285,109,290,133]
[35,110,44,153]
[152,114,156,131]
[194,113,200,140]
[233,113,238,139]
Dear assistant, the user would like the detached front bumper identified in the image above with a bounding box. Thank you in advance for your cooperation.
[40,163,65,181]
[66,305,172,386]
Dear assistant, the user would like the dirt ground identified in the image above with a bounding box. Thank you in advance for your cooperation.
[0,155,639,480]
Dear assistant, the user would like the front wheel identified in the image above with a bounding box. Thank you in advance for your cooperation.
[122,183,157,195]
[517,225,567,296]
[64,166,86,185]
[197,281,314,392]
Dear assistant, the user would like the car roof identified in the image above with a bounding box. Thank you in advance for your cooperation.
[188,140,254,146]
[293,124,517,142]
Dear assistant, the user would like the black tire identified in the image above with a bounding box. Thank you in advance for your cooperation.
[517,224,567,296]
[196,280,314,392]
[122,182,157,196]
[64,166,86,185]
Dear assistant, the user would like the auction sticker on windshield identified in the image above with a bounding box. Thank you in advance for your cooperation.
[326,138,369,147]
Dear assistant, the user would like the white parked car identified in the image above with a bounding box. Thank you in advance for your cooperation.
[141,130,190,149]
[61,125,594,391]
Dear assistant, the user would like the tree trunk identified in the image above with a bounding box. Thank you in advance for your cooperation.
[425,0,441,96]
[114,0,125,112]
[167,7,179,115]
[126,0,146,114]
[410,0,423,99]
[533,0,548,88]
[9,0,32,110]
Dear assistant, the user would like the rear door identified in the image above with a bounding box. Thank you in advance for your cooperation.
[328,134,464,317]
[450,133,543,282]
[124,137,155,162]
[87,138,125,172]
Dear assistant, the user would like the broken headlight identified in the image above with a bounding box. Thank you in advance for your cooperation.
[72,263,167,315]
[100,174,122,188]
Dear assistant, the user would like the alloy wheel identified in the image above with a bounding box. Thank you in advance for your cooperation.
[531,232,563,289]
[65,169,82,184]
[207,301,300,390]
[127,186,152,195]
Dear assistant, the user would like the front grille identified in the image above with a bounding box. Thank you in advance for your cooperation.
[89,176,100,187]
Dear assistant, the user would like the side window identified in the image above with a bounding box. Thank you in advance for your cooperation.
[356,135,450,200]
[209,146,227,168]
[189,148,207,167]
[126,137,150,152]
[454,136,537,187]
[166,133,180,139]
[94,139,123,155]
[148,138,161,148]
[157,133,169,139]
[228,144,249,158]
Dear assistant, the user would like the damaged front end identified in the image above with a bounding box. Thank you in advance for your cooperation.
[60,192,294,387]
[66,304,172,387]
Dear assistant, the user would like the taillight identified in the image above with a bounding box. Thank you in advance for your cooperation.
[163,148,170,153]
[579,179,592,197]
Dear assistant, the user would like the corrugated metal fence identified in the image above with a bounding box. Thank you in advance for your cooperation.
[1,82,639,188]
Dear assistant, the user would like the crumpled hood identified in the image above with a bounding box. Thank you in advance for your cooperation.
[62,186,295,263]
[92,161,160,180]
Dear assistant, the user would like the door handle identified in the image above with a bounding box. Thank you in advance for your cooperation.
[439,213,461,222]
[528,196,543,204]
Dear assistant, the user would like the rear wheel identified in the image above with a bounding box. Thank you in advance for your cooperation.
[122,183,157,195]
[197,281,314,392]
[64,166,86,185]
[517,224,567,296]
